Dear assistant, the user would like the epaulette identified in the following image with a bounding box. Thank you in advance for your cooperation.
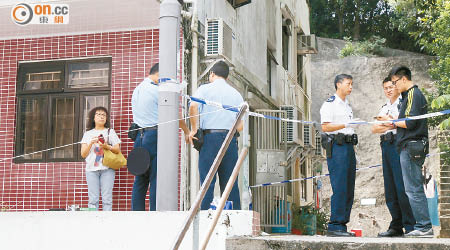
[381,104,387,108]
[326,96,335,102]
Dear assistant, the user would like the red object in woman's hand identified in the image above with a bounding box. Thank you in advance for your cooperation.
[98,134,105,144]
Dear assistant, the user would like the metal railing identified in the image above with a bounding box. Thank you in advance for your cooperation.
[252,184,288,228]
[171,104,248,250]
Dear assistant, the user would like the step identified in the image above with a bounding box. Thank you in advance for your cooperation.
[226,235,450,250]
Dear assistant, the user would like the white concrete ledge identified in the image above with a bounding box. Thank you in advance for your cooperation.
[227,235,450,250]
[0,210,257,250]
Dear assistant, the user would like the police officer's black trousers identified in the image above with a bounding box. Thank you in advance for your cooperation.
[327,142,356,232]
[381,140,415,232]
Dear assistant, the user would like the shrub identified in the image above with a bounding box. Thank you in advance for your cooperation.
[339,36,386,58]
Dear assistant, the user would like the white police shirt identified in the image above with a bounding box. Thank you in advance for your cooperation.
[131,78,159,128]
[320,94,355,135]
[377,97,401,135]
[193,78,244,130]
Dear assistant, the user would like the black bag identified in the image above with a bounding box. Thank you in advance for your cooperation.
[128,123,140,141]
[193,128,204,151]
[406,138,429,164]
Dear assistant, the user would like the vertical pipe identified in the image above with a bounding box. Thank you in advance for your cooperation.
[157,0,182,211]
[189,0,200,210]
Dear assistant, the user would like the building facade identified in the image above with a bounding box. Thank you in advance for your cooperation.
[0,0,320,219]
[0,0,162,211]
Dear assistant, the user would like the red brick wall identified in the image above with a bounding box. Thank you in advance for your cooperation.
[0,29,161,211]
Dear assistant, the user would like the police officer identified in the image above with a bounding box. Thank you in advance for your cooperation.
[188,61,244,210]
[131,63,189,211]
[371,77,415,237]
[320,74,359,237]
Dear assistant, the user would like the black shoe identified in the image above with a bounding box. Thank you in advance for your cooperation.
[326,230,355,237]
[378,229,404,237]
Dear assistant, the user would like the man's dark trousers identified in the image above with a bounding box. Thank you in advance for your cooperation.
[327,142,356,232]
[131,129,158,211]
[381,140,415,232]
[199,132,241,210]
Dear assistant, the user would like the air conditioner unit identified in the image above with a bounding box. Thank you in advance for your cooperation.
[303,124,316,149]
[281,106,303,145]
[205,18,233,62]
[297,34,318,55]
[315,131,325,157]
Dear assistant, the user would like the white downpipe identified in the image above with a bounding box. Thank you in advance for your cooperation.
[189,0,200,209]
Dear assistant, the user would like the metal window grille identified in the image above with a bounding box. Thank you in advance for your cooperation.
[252,184,288,228]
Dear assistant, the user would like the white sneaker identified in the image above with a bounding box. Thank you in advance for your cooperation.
[404,229,433,238]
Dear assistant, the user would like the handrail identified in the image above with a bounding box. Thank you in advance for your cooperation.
[171,103,249,250]
[200,147,249,250]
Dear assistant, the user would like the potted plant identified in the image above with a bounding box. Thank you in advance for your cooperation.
[312,208,329,235]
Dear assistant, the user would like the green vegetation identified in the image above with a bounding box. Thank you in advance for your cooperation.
[310,0,420,52]
[339,36,386,58]
[393,0,450,130]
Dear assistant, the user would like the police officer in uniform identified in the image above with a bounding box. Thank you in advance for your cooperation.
[372,77,415,237]
[320,74,359,237]
[188,61,244,210]
[131,63,189,211]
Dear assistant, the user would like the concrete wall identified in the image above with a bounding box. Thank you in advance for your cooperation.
[0,210,259,250]
[197,0,312,108]
[0,0,159,39]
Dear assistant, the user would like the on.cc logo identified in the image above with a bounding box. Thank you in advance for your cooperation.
[11,3,33,25]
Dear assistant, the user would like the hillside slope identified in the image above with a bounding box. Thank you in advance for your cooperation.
[311,37,440,236]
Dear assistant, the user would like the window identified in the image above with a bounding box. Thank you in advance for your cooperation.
[15,57,111,163]
[297,55,304,88]
[226,0,251,8]
[267,49,277,97]
[300,162,307,201]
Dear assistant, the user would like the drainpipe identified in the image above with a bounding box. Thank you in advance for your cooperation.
[188,0,200,209]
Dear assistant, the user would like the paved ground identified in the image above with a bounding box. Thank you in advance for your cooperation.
[227,235,450,250]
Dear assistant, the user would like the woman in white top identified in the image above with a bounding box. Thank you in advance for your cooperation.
[81,107,121,211]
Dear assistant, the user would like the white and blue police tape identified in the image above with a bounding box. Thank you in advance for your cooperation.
[185,95,317,125]
[185,95,450,126]
[249,151,448,188]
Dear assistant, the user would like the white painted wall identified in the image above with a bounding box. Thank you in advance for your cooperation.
[0,0,160,40]
[0,210,256,250]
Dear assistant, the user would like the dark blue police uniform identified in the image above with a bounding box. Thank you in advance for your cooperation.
[320,94,356,232]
